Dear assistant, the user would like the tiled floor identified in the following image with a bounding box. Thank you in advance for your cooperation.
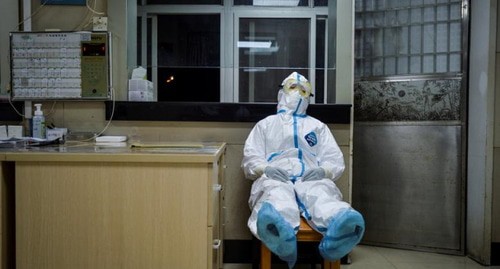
[344,245,499,269]
[223,245,500,269]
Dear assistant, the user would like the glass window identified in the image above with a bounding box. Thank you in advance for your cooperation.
[315,17,326,103]
[355,0,465,78]
[234,0,308,6]
[314,0,327,6]
[156,15,220,102]
[145,0,222,4]
[136,1,336,103]
[238,18,309,102]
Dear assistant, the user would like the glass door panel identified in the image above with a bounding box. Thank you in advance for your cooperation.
[238,18,309,102]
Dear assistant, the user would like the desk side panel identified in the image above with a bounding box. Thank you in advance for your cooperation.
[16,161,210,269]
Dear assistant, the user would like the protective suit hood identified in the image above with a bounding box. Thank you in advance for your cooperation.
[277,72,311,116]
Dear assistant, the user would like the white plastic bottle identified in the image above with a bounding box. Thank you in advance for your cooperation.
[32,103,46,139]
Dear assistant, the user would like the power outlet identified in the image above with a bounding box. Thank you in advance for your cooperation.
[93,17,108,31]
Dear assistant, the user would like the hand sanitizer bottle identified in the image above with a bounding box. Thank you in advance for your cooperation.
[32,103,46,139]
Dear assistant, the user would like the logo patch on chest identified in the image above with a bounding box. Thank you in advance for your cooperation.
[304,132,317,147]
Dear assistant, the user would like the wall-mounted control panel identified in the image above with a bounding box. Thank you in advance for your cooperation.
[10,31,110,100]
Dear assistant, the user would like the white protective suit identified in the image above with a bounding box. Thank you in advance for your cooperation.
[242,72,364,267]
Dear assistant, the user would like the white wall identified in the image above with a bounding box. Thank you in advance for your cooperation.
[336,0,354,105]
[467,0,496,265]
[493,0,500,245]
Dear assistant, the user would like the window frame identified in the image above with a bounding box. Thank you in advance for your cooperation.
[106,0,351,123]
[354,0,466,79]
[233,10,320,103]
[134,1,334,104]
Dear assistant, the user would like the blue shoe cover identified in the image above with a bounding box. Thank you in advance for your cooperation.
[257,202,297,268]
[319,209,365,261]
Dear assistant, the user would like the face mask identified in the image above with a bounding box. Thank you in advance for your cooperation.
[279,89,308,112]
[284,90,302,107]
[282,79,312,97]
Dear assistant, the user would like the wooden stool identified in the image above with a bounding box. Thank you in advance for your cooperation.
[260,218,340,269]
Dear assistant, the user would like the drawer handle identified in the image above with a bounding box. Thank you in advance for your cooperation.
[213,184,222,192]
[213,239,222,249]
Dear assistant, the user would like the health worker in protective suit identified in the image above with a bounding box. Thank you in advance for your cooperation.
[242,72,365,268]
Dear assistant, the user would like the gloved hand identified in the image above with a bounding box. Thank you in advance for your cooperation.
[302,168,325,182]
[264,166,289,182]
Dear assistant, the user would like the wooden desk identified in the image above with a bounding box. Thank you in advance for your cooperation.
[1,142,226,269]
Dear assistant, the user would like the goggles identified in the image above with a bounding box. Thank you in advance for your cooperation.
[282,78,313,97]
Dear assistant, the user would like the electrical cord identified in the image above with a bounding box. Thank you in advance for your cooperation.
[76,86,115,142]
[6,84,24,117]
[14,1,48,31]
[86,0,105,15]
[75,0,105,30]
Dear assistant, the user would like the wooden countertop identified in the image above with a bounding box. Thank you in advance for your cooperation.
[0,141,226,163]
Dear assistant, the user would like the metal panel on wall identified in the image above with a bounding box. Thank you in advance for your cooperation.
[354,79,462,122]
[352,0,468,255]
[352,123,463,253]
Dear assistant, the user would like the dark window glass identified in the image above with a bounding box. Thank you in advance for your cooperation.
[314,0,328,6]
[146,18,152,82]
[315,18,326,103]
[135,1,337,103]
[137,17,142,65]
[238,18,309,102]
[157,67,220,101]
[145,0,222,4]
[234,0,308,6]
[156,15,220,101]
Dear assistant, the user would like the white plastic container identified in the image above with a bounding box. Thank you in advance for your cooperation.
[32,103,46,139]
